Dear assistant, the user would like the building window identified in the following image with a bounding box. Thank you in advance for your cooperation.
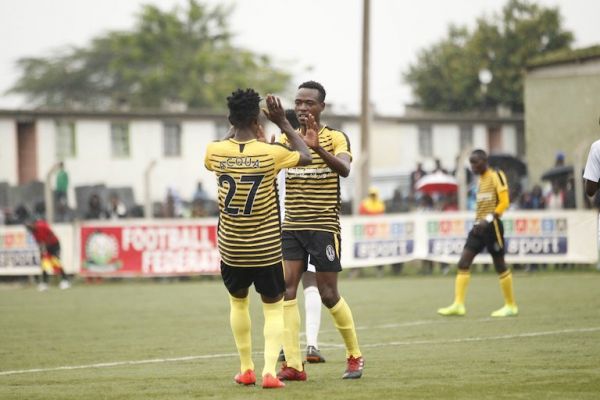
[55,121,76,159]
[111,122,130,158]
[459,125,473,150]
[418,125,433,157]
[163,122,182,157]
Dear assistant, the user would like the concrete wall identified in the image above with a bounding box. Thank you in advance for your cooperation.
[525,59,600,183]
[0,119,17,185]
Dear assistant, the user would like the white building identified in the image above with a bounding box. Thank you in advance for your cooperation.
[0,108,523,209]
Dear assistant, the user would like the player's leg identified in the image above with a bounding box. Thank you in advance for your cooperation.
[47,244,70,289]
[278,259,306,379]
[310,231,363,379]
[438,225,484,316]
[302,268,325,363]
[255,264,286,388]
[489,220,518,317]
[221,263,255,385]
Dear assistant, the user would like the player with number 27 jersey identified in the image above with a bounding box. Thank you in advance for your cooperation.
[204,139,300,267]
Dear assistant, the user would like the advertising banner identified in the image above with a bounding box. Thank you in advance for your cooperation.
[0,224,75,276]
[422,211,597,264]
[79,219,220,276]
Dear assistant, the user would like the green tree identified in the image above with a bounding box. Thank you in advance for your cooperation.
[404,0,573,112]
[8,0,290,110]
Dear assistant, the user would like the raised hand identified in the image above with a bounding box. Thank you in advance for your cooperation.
[303,113,319,149]
[263,94,286,127]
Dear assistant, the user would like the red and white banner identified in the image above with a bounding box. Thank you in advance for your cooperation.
[79,219,220,276]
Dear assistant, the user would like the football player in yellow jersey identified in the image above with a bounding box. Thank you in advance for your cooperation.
[277,81,364,381]
[438,149,518,317]
[204,89,315,389]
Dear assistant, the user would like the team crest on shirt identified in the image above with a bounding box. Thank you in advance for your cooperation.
[326,245,336,261]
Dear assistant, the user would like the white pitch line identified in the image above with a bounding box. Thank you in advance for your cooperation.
[1,326,599,377]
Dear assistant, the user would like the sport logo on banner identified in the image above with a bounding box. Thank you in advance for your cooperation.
[353,221,414,259]
[428,217,567,256]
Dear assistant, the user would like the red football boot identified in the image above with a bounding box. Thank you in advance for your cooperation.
[262,373,285,389]
[276,363,307,381]
[234,369,256,385]
[342,356,364,379]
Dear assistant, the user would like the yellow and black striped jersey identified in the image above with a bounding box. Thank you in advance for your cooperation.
[475,168,509,221]
[279,126,352,234]
[204,138,300,267]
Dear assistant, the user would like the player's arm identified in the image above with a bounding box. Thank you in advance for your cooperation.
[312,146,351,177]
[264,95,311,166]
[583,142,600,197]
[492,171,509,218]
[585,179,599,197]
[308,130,351,177]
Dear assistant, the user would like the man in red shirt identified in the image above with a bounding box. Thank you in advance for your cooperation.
[25,218,70,291]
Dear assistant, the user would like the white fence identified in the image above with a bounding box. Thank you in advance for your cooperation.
[0,210,597,276]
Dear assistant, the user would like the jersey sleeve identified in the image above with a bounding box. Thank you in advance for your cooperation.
[331,130,352,159]
[583,141,600,182]
[204,143,214,171]
[270,143,300,171]
[494,170,509,194]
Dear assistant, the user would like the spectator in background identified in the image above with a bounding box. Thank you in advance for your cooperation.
[359,187,385,215]
[554,152,565,167]
[164,187,183,218]
[410,162,427,194]
[107,192,127,219]
[358,187,386,277]
[55,162,69,222]
[521,185,545,209]
[432,158,448,174]
[546,181,565,210]
[85,193,105,220]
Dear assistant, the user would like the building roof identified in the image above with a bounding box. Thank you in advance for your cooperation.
[527,45,600,70]
[0,107,523,125]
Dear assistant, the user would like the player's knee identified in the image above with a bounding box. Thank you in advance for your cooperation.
[319,288,339,308]
[494,263,507,274]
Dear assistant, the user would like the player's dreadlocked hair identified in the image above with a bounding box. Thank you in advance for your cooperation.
[298,80,326,102]
[227,88,261,128]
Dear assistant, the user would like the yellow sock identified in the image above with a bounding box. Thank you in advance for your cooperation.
[454,270,471,305]
[499,270,516,307]
[262,299,284,377]
[282,299,303,371]
[229,295,254,372]
[329,297,361,358]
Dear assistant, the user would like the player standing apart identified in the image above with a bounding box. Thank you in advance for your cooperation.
[204,89,313,389]
[25,218,70,291]
[438,149,518,317]
[277,81,364,381]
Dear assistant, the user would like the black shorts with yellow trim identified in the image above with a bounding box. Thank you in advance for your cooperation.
[281,230,342,272]
[220,261,285,299]
[464,219,505,257]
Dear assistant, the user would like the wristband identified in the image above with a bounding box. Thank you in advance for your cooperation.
[485,213,494,223]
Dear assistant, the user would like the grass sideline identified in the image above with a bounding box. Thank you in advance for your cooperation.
[1,272,599,399]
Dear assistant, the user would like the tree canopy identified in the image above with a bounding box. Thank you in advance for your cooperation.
[404,0,573,113]
[8,0,290,110]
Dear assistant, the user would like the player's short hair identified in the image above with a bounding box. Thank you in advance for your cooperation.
[285,109,300,130]
[227,89,261,128]
[471,149,488,160]
[298,81,326,102]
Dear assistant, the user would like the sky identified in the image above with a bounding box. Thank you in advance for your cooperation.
[0,0,598,115]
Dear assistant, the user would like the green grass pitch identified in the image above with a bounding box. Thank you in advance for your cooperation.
[1,272,599,399]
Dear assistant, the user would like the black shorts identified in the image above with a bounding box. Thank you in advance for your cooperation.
[220,261,285,299]
[46,242,61,258]
[281,230,342,272]
[464,219,505,257]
